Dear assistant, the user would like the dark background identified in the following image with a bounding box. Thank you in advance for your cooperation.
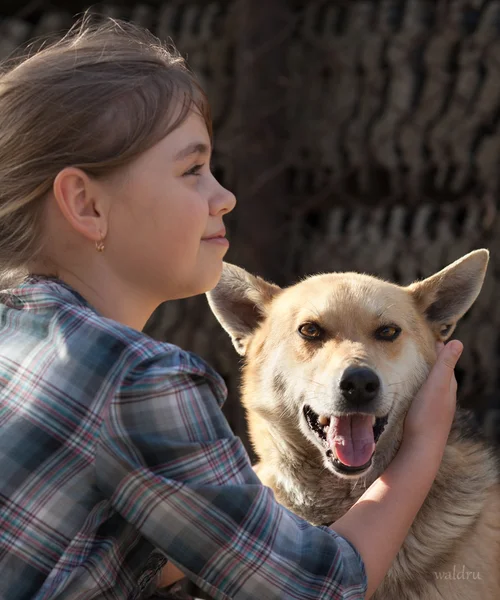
[2,0,500,454]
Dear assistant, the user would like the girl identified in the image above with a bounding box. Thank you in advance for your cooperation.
[0,17,462,600]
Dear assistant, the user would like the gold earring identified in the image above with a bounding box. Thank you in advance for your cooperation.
[95,235,105,253]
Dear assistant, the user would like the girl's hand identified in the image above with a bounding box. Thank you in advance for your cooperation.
[403,340,463,449]
[158,562,186,589]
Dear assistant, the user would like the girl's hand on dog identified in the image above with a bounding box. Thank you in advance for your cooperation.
[403,340,463,450]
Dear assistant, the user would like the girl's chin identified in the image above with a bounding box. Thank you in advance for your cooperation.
[191,261,225,296]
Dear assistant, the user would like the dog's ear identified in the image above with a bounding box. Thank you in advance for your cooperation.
[408,249,489,341]
[206,263,281,355]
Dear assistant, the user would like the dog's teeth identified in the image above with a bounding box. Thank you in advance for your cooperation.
[371,416,376,426]
[318,415,330,426]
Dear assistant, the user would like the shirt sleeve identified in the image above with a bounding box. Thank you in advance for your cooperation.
[94,348,367,600]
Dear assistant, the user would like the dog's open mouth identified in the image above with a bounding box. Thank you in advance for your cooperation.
[303,405,388,474]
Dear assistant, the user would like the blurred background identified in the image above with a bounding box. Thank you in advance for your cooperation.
[2,0,500,455]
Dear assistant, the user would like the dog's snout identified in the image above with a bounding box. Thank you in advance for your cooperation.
[339,367,380,405]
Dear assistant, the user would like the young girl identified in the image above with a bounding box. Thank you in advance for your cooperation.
[0,17,463,600]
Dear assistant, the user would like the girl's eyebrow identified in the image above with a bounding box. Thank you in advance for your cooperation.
[174,142,211,161]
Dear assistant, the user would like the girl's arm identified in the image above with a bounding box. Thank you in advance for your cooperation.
[96,348,367,600]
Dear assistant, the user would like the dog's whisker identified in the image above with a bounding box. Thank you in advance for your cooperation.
[303,299,322,321]
[376,304,396,320]
[300,378,326,387]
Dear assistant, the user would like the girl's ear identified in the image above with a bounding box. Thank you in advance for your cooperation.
[52,167,108,243]
[206,263,281,355]
[408,249,489,341]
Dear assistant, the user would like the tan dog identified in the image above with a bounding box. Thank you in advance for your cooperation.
[207,250,500,600]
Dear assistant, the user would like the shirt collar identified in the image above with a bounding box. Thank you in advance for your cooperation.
[1,275,99,315]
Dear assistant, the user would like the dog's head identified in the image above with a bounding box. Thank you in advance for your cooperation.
[207,250,489,479]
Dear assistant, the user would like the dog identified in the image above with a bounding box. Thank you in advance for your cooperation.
[207,249,500,600]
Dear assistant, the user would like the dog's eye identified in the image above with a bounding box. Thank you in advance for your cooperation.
[375,325,401,341]
[298,322,323,340]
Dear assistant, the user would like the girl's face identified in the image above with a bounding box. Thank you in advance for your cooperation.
[104,110,236,303]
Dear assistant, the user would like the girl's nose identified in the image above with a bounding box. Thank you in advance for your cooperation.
[211,184,236,216]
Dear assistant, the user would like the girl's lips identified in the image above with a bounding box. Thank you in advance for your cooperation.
[202,236,229,246]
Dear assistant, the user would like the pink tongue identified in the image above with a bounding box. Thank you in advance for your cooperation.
[327,415,375,467]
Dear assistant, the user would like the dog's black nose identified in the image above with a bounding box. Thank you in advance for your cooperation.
[339,367,380,404]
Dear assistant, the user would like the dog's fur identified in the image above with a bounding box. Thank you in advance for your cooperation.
[207,250,500,599]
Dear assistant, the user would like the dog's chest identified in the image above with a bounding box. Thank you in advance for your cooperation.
[273,471,362,525]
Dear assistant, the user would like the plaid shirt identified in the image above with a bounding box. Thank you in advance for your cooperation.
[0,277,367,600]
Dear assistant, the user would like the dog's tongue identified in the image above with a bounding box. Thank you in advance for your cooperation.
[327,415,375,467]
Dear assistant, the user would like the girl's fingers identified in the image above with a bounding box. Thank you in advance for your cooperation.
[421,340,463,396]
[435,341,445,354]
[450,373,458,395]
[439,340,463,370]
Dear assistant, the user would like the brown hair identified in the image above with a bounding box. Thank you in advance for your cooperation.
[0,15,211,285]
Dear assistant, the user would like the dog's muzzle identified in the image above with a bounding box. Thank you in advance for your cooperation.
[303,404,388,475]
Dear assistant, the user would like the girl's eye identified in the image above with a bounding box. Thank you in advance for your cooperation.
[183,163,204,177]
[298,322,324,340]
[375,325,402,341]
